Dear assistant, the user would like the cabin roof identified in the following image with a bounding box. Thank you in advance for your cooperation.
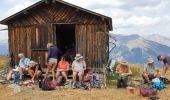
[0,0,112,30]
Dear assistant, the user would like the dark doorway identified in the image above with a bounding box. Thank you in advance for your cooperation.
[56,24,76,62]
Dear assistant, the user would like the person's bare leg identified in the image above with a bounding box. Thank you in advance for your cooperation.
[6,70,13,80]
[35,70,41,79]
[18,67,23,79]
[62,72,68,81]
[56,72,60,81]
[45,66,51,79]
[72,72,77,88]
[52,66,56,81]
[78,72,83,82]
[143,73,150,83]
[28,69,34,78]
[72,72,77,82]
[162,66,168,76]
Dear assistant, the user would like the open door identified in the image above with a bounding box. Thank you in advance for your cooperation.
[56,24,76,61]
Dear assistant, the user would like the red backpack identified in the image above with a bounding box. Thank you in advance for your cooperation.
[39,78,56,91]
[140,85,157,97]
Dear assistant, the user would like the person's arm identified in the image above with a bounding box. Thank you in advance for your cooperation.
[126,67,132,76]
[66,62,69,71]
[32,64,39,80]
[162,63,169,75]
[143,67,147,74]
[115,65,121,74]
[83,61,86,70]
[72,61,75,71]
[47,48,51,61]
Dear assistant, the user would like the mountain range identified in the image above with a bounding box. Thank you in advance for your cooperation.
[0,34,170,66]
[0,39,8,55]
[109,34,170,66]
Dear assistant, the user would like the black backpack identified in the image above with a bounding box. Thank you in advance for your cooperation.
[39,78,56,91]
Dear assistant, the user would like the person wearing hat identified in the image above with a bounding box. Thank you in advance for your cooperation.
[143,57,158,84]
[28,60,42,82]
[72,54,86,88]
[115,59,132,88]
[157,55,170,75]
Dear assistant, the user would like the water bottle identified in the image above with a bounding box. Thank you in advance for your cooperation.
[14,84,21,93]
[14,71,20,83]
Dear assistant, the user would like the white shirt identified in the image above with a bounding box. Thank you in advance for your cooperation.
[72,60,86,72]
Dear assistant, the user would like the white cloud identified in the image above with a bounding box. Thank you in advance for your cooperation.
[7,0,34,16]
[0,0,170,40]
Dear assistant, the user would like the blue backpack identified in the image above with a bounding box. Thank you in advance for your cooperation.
[152,80,165,90]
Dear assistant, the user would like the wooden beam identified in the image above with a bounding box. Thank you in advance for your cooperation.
[42,0,50,4]
[52,0,56,3]
[23,10,28,15]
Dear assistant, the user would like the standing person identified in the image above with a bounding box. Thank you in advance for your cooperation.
[72,54,86,88]
[28,61,42,82]
[18,53,30,80]
[56,56,69,84]
[157,55,170,76]
[45,43,60,82]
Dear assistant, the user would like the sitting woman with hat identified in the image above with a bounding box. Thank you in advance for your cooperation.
[72,54,86,88]
[115,59,132,88]
[143,57,159,84]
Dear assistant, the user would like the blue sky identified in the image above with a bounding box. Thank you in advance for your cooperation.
[0,0,170,41]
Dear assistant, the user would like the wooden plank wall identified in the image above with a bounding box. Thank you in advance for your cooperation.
[76,23,108,71]
[7,3,110,68]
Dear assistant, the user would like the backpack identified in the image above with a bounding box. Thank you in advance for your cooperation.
[117,76,128,88]
[160,77,170,84]
[39,78,56,91]
[140,85,157,97]
[152,78,165,90]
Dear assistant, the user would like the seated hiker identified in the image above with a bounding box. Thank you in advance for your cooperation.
[18,53,30,80]
[72,54,86,88]
[115,59,132,88]
[28,60,42,82]
[83,69,94,82]
[56,56,69,84]
[143,57,159,84]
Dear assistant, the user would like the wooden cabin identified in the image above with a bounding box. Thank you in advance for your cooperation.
[0,0,112,71]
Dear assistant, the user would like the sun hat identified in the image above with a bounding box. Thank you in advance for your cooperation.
[147,57,154,64]
[120,59,128,65]
[29,61,35,65]
[75,54,83,60]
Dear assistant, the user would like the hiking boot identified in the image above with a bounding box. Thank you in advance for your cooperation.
[72,81,76,89]
[65,80,70,85]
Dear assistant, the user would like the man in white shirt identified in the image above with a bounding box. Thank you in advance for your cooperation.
[72,54,86,88]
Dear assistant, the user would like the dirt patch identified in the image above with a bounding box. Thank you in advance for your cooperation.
[0,84,169,100]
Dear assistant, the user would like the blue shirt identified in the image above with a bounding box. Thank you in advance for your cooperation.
[19,58,30,69]
[48,46,60,60]
[144,64,155,73]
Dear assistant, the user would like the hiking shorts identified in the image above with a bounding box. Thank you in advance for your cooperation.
[48,58,58,66]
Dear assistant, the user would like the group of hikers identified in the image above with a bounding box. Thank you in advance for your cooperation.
[115,55,170,89]
[5,42,170,91]
[6,43,100,89]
